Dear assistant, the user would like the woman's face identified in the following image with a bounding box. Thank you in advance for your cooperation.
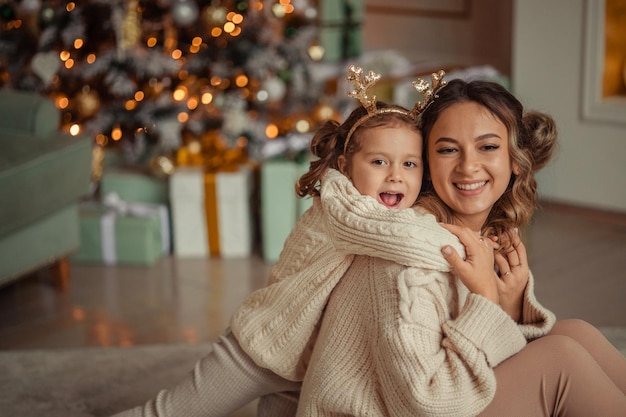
[340,125,423,210]
[427,101,516,231]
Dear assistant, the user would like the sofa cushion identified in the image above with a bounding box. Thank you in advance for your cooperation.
[0,89,60,137]
[0,205,80,283]
[0,132,92,236]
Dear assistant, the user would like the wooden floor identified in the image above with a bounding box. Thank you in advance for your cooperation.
[0,202,625,350]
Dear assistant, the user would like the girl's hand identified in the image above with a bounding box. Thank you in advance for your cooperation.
[494,230,529,322]
[439,223,499,305]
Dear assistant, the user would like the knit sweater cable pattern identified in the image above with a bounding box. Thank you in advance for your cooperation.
[231,196,354,380]
[232,169,556,416]
[296,170,556,417]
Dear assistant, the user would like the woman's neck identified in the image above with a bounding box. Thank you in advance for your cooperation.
[451,214,485,234]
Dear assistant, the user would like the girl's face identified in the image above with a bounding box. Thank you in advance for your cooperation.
[427,101,518,231]
[339,126,423,210]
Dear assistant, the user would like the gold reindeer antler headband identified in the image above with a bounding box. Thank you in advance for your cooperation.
[344,65,447,153]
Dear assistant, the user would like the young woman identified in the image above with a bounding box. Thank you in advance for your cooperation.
[289,78,626,416]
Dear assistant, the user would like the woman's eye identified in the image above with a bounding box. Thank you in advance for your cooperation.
[436,147,456,154]
[481,144,500,151]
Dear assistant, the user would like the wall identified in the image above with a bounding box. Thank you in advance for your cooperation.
[512,0,626,213]
[362,0,513,75]
[360,0,626,213]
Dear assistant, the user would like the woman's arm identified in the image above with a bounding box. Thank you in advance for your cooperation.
[440,223,556,339]
[518,271,557,339]
[378,265,527,417]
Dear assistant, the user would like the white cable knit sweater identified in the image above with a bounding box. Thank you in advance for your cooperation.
[232,169,556,416]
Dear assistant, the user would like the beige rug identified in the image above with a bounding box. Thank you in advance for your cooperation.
[1,327,624,417]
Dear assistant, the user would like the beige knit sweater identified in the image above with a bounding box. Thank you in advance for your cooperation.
[232,169,556,416]
[231,190,355,381]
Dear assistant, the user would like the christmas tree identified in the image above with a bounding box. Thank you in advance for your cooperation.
[0,0,342,176]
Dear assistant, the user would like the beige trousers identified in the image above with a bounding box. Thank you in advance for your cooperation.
[480,319,626,416]
[110,329,299,417]
[113,320,625,417]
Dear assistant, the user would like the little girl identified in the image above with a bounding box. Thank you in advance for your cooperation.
[113,66,451,417]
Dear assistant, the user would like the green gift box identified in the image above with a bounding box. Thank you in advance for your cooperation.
[101,169,169,205]
[72,199,170,266]
[261,156,313,264]
[318,0,363,63]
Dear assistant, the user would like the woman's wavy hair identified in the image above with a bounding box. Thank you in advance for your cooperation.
[418,79,558,247]
[296,102,420,198]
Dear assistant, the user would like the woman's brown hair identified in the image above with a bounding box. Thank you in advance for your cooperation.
[418,79,558,248]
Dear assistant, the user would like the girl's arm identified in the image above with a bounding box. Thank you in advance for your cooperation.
[320,169,465,271]
[322,169,555,338]
[231,198,354,380]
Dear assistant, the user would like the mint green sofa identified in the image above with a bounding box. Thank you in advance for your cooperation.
[0,89,92,289]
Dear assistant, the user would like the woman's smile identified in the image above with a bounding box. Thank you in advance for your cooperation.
[427,101,514,230]
[454,180,488,192]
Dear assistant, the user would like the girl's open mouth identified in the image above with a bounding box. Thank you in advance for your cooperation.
[379,192,404,208]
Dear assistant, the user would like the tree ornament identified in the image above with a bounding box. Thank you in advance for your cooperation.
[171,0,199,26]
[307,41,325,61]
[312,101,340,125]
[202,3,227,28]
[121,0,142,50]
[75,87,101,119]
[150,154,176,179]
[30,51,60,86]
[91,145,105,183]
[234,0,248,14]
[261,76,287,103]
[38,5,55,28]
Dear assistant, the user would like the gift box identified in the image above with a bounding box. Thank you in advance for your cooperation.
[72,196,170,266]
[261,157,313,264]
[169,165,254,258]
[318,0,363,63]
[169,167,208,258]
[100,169,169,205]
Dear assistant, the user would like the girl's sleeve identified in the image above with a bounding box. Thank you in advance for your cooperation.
[231,198,354,380]
[320,169,465,271]
[377,267,527,417]
[321,169,557,340]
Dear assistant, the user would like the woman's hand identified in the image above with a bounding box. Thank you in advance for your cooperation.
[494,230,529,322]
[439,223,499,305]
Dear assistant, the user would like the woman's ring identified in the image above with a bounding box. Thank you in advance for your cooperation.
[479,238,484,242]
[504,271,512,276]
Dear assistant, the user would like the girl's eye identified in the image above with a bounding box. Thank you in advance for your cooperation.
[372,159,385,166]
[404,161,419,168]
